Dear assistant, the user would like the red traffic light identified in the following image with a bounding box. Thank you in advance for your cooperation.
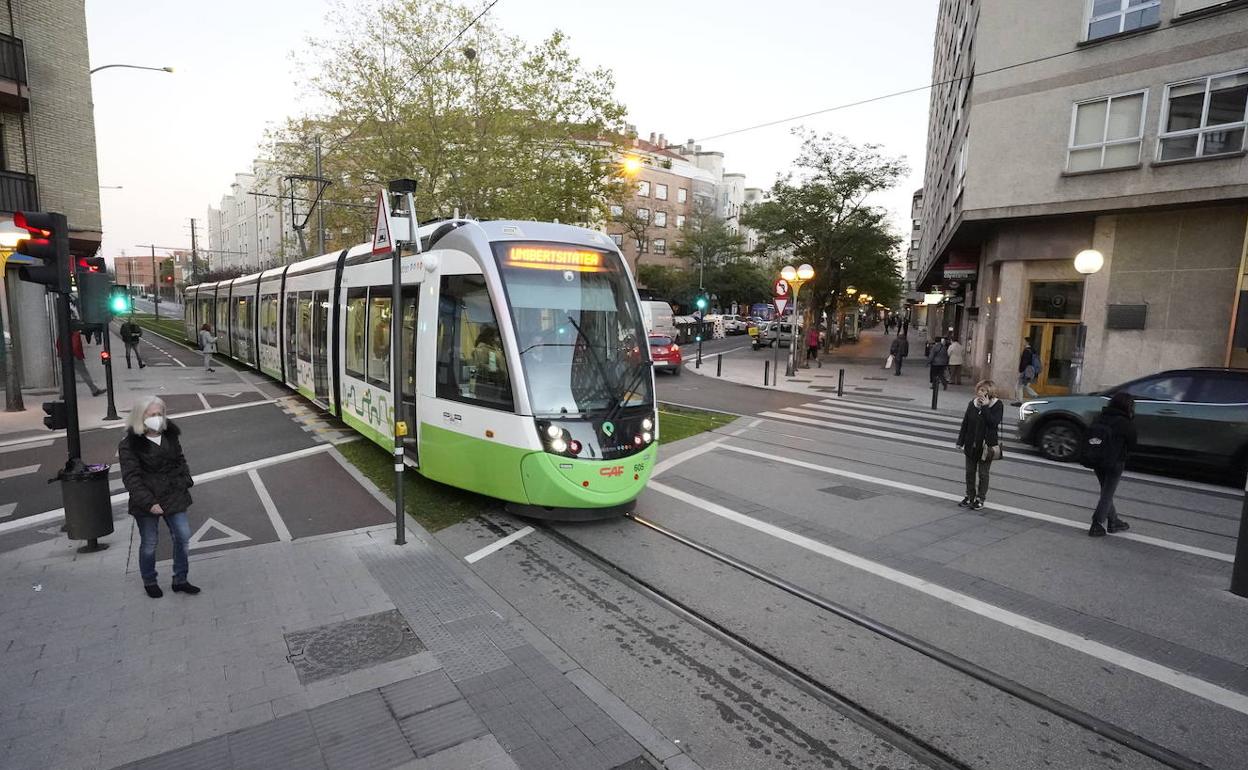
[76,257,103,273]
[165,275,173,283]
[100,350,110,362]
[14,211,52,239]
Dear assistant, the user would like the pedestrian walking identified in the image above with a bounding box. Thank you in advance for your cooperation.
[902,318,910,336]
[1082,392,1136,537]
[199,323,218,373]
[955,379,1003,510]
[927,337,950,389]
[118,396,200,598]
[1013,342,1040,404]
[118,318,146,369]
[805,326,820,364]
[889,333,908,376]
[56,328,105,397]
[947,338,965,385]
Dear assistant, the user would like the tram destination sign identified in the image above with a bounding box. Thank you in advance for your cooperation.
[506,245,604,272]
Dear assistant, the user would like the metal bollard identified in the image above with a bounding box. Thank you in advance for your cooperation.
[717,354,722,377]
[764,360,770,386]
[931,378,940,410]
[1231,473,1248,597]
[837,369,844,397]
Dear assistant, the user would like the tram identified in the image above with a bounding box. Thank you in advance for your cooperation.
[183,219,657,519]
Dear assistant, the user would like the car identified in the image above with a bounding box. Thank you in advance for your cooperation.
[648,334,682,375]
[1017,367,1248,479]
[719,314,748,335]
[752,322,800,349]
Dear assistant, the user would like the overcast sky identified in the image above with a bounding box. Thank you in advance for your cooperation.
[88,0,937,262]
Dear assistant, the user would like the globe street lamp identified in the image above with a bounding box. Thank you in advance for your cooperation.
[1071,249,1104,393]
[781,263,814,375]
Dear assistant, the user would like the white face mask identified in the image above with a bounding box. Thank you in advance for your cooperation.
[143,415,165,433]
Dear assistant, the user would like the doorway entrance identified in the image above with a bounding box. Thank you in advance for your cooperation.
[1023,281,1084,396]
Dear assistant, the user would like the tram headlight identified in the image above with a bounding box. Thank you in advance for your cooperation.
[546,424,562,439]
[642,417,653,431]
[551,437,568,453]
[642,431,652,443]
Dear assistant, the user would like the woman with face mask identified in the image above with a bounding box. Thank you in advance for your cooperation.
[955,379,1003,510]
[118,396,199,598]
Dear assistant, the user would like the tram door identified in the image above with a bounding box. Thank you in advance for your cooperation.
[313,291,330,402]
[284,294,298,384]
[400,287,420,462]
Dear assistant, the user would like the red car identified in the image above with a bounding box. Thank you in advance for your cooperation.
[648,334,683,375]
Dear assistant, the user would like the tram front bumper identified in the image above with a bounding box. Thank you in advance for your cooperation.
[518,445,657,512]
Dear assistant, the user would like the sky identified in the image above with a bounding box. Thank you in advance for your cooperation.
[87,0,937,262]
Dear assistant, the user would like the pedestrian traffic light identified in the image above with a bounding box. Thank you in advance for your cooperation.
[78,272,111,325]
[75,256,105,273]
[108,285,130,314]
[14,211,70,293]
[42,400,67,430]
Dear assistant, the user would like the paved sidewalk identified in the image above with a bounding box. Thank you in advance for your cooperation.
[689,327,978,416]
[0,451,689,770]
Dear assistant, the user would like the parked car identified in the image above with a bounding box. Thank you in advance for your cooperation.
[648,334,683,375]
[752,322,800,349]
[1017,367,1248,479]
[718,314,748,335]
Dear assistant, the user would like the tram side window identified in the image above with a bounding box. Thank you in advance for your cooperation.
[345,288,367,379]
[216,298,229,348]
[402,292,418,399]
[436,275,513,410]
[368,290,391,388]
[259,294,278,347]
[234,296,251,351]
[297,294,313,362]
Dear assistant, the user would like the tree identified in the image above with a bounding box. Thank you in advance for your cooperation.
[742,130,906,323]
[672,202,746,280]
[636,265,695,306]
[265,0,629,256]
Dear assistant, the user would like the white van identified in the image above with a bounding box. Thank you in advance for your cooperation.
[640,300,676,338]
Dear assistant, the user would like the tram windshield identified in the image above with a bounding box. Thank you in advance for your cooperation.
[496,243,653,418]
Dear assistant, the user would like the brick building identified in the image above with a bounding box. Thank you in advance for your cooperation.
[0,0,103,389]
[114,251,191,301]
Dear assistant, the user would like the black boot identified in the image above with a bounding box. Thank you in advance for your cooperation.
[1108,520,1130,534]
[144,584,163,598]
[1089,522,1107,537]
[172,581,201,595]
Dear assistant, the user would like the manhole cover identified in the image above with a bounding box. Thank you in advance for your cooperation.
[284,609,425,683]
[819,485,879,500]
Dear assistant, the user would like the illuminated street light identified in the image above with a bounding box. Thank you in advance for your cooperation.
[621,156,643,176]
[1074,249,1104,275]
[780,263,815,376]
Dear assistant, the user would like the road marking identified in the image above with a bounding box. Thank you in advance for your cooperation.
[248,469,292,542]
[464,526,535,564]
[0,464,41,481]
[187,517,251,550]
[196,393,212,410]
[648,480,1248,717]
[0,503,15,519]
[715,442,1233,562]
[0,436,59,451]
[0,444,332,535]
[655,439,725,477]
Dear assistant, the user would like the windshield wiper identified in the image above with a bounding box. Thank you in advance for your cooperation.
[564,316,623,409]
[603,358,652,428]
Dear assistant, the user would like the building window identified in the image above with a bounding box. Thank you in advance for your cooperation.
[1086,0,1160,40]
[610,233,623,247]
[654,211,667,228]
[653,239,667,255]
[636,239,648,254]
[1159,70,1248,161]
[1067,91,1146,171]
[676,215,686,228]
[609,204,623,219]
[637,208,650,222]
[655,184,668,201]
[677,188,688,203]
[638,180,650,197]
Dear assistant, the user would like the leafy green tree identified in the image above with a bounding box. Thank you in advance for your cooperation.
[266,0,629,255]
[742,130,906,322]
[672,203,746,275]
[636,265,695,303]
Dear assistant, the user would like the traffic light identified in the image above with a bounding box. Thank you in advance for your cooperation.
[14,211,70,293]
[109,285,131,314]
[42,400,67,430]
[76,256,105,273]
[78,272,111,325]
[695,295,708,311]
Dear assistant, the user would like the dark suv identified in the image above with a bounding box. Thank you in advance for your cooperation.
[1017,368,1248,479]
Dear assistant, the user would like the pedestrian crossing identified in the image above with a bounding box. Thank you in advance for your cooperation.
[757,397,1030,453]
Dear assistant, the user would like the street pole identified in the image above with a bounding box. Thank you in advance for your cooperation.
[787,286,800,377]
[314,136,326,256]
[389,180,418,547]
[55,292,81,465]
[100,326,119,421]
[150,245,159,320]
[189,218,199,284]
[1,266,25,411]
[1232,473,1248,598]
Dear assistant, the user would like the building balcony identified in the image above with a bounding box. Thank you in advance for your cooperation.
[0,170,38,213]
[0,34,28,111]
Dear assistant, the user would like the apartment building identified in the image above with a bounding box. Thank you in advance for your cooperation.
[0,0,102,389]
[918,0,1248,394]
[206,162,299,272]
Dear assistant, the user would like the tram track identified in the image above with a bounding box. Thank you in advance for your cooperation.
[539,516,1213,770]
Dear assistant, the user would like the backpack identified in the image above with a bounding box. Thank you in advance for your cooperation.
[1080,420,1116,470]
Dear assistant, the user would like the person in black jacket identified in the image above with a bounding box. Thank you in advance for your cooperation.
[955,379,1003,510]
[118,396,200,598]
[1089,392,1137,537]
[889,333,909,376]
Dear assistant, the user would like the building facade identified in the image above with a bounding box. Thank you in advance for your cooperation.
[1,0,102,389]
[206,162,299,273]
[114,251,190,300]
[918,0,1248,395]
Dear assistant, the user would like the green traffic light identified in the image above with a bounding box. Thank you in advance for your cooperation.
[110,297,129,313]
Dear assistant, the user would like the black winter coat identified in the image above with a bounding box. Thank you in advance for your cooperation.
[957,399,1003,458]
[118,421,194,518]
[1096,404,1137,465]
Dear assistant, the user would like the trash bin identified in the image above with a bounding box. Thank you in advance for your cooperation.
[62,463,113,551]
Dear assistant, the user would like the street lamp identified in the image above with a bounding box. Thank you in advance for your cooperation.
[89,64,174,75]
[1071,249,1104,394]
[781,263,814,375]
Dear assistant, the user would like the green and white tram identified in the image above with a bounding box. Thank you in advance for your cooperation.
[184,220,657,519]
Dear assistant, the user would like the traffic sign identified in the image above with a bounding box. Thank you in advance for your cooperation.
[372,190,392,254]
[773,278,791,315]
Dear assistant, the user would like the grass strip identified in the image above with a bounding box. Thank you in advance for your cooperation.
[336,438,494,532]
[658,405,736,444]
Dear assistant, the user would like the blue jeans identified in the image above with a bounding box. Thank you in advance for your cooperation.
[138,512,191,585]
